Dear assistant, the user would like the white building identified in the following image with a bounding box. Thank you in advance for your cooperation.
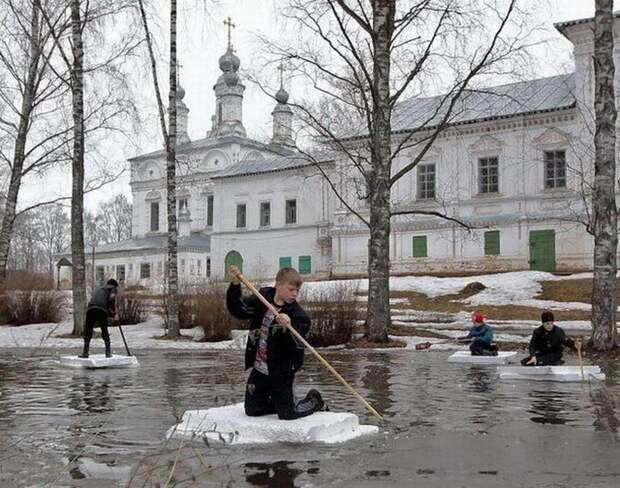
[55,15,618,287]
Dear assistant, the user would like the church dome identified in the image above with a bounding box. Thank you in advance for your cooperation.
[275,86,289,104]
[177,83,186,99]
[219,47,240,73]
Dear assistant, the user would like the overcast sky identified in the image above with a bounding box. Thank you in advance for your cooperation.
[20,0,612,213]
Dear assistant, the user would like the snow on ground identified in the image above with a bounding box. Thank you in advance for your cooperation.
[306,270,598,310]
[0,271,596,351]
[0,316,249,352]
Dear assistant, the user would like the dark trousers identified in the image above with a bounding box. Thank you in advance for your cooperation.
[83,308,110,346]
[521,352,563,366]
[470,341,498,356]
[244,368,319,420]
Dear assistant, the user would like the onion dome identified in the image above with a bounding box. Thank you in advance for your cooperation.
[275,86,289,104]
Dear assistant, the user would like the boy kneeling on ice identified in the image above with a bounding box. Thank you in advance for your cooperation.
[459,311,498,356]
[521,311,583,366]
[227,266,325,420]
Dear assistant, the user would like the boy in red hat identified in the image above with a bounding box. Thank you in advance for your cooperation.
[459,311,498,356]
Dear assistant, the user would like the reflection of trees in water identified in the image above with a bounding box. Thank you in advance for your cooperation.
[589,380,619,434]
[465,366,499,431]
[361,352,394,417]
[67,374,113,414]
[244,461,302,487]
[527,390,572,425]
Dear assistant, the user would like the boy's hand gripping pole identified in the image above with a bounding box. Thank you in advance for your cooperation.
[232,269,383,421]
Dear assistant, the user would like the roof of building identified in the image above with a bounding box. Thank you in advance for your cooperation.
[554,12,620,32]
[212,151,335,179]
[90,233,210,254]
[388,73,576,136]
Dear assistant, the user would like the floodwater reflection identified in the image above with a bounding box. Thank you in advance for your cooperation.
[0,348,617,487]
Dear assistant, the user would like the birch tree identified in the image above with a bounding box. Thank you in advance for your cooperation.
[137,0,180,337]
[0,0,71,280]
[261,0,531,342]
[591,0,617,351]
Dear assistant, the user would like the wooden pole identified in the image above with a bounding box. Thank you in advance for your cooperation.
[233,270,383,421]
[577,345,585,381]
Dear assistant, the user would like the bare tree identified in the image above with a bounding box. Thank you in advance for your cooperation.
[95,193,132,243]
[137,0,180,338]
[591,0,617,351]
[0,0,71,280]
[35,203,69,275]
[260,0,531,342]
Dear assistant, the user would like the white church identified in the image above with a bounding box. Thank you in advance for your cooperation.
[55,14,614,287]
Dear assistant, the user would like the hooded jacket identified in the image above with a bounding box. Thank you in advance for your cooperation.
[466,323,493,345]
[226,284,311,374]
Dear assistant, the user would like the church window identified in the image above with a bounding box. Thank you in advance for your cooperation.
[150,201,160,232]
[544,150,566,189]
[197,259,202,275]
[177,198,188,218]
[478,156,499,194]
[116,265,126,283]
[417,164,435,200]
[95,266,105,285]
[285,199,297,224]
[206,258,211,277]
[279,257,292,269]
[207,195,214,227]
[413,236,428,258]
[260,202,271,227]
[140,263,151,279]
[157,261,162,276]
[236,203,246,228]
[298,255,311,275]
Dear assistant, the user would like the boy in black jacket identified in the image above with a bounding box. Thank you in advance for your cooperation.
[227,266,325,420]
[79,278,119,358]
[521,311,582,366]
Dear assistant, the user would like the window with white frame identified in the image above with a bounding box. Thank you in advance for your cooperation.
[150,201,159,232]
[260,202,271,227]
[417,164,436,200]
[285,199,297,224]
[140,263,151,279]
[206,194,214,227]
[478,156,499,194]
[544,150,566,189]
[236,203,246,228]
[206,258,211,277]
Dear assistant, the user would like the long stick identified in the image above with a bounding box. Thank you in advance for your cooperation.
[234,271,383,421]
[118,324,132,356]
[577,346,584,382]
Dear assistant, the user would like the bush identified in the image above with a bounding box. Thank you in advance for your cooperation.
[302,281,360,347]
[115,292,147,325]
[6,290,66,325]
[5,271,54,291]
[192,282,240,342]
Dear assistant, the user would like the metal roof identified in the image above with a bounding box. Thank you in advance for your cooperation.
[91,234,210,254]
[389,73,576,135]
[212,152,334,179]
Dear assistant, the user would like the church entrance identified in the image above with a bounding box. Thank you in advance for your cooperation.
[224,250,243,276]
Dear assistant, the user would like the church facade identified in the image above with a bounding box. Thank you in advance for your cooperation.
[55,15,616,287]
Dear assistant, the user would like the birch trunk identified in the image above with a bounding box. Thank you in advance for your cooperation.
[0,3,41,280]
[366,1,394,342]
[70,0,87,335]
[591,0,618,351]
[166,0,180,338]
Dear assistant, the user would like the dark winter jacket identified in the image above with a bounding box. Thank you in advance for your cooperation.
[87,284,118,316]
[226,284,311,374]
[466,323,494,345]
[528,324,574,357]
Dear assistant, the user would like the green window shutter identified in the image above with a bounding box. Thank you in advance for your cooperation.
[484,231,500,255]
[412,236,427,258]
[298,255,311,274]
[279,257,292,269]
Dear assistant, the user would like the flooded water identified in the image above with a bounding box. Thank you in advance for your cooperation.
[0,348,618,487]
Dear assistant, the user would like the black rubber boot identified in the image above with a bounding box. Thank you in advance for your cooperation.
[104,341,112,358]
[78,341,90,358]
